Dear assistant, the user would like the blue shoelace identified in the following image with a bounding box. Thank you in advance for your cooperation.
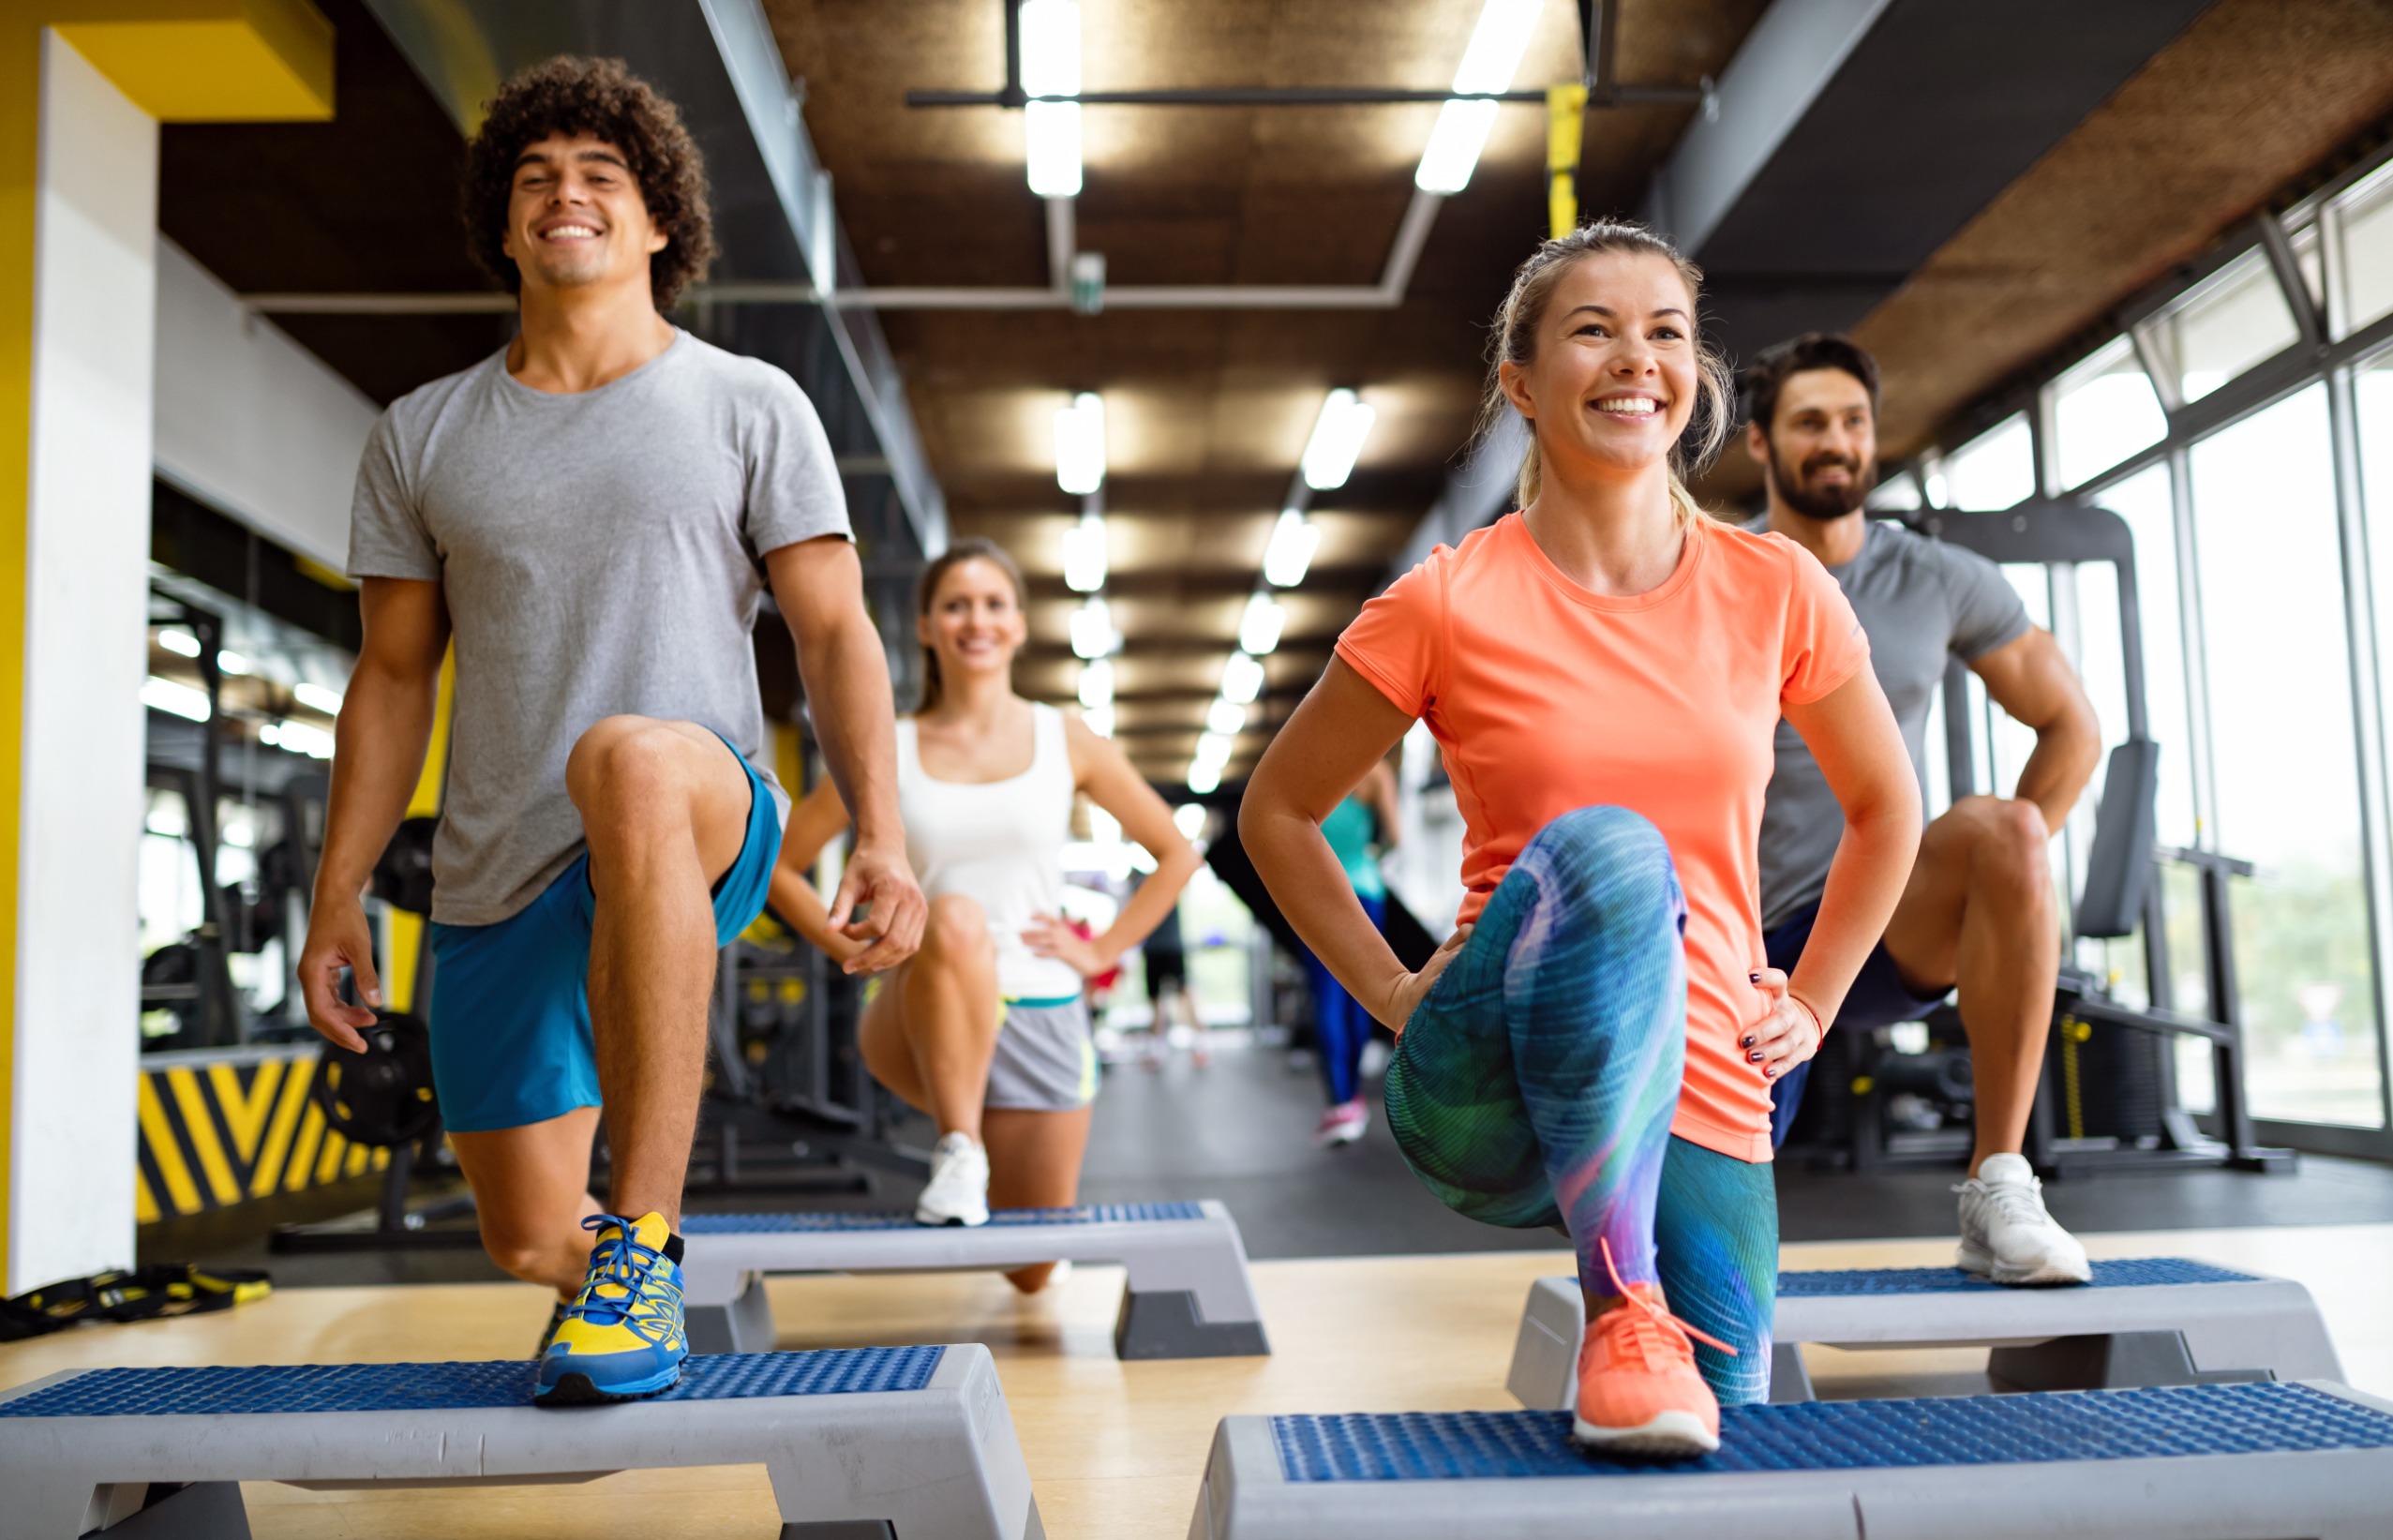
[561,1213,684,1347]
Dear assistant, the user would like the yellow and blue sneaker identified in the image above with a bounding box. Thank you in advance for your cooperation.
[533,1211,688,1406]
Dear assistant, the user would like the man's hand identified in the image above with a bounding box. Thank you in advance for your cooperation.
[1743,965,1825,1080]
[299,899,383,1053]
[1375,923,1473,1032]
[827,840,925,974]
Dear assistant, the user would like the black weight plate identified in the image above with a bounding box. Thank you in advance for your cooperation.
[370,816,439,917]
[313,1009,439,1147]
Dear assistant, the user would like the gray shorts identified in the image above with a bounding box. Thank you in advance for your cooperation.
[985,994,1098,1112]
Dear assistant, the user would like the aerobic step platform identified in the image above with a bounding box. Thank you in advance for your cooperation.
[679,1201,1268,1360]
[1507,1258,2343,1409]
[1189,1381,2393,1540]
[0,1345,1039,1540]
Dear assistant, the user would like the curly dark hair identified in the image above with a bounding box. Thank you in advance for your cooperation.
[461,56,716,309]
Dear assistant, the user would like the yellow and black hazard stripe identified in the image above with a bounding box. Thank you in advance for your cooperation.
[134,1046,389,1222]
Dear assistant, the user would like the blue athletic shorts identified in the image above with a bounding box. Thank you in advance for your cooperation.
[426,738,782,1133]
[1763,899,1952,1148]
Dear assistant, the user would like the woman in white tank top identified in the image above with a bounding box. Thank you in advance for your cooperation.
[769,540,1202,1281]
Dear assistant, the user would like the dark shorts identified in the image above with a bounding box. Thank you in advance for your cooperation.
[1144,949,1187,1000]
[426,738,782,1133]
[1763,900,1951,1148]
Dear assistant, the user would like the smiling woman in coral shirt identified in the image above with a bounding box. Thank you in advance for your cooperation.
[1240,222,1919,1458]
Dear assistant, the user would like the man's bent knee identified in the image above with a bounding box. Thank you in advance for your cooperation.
[1970,798,2053,904]
[566,715,702,822]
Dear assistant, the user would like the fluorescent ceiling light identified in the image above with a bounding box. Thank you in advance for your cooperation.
[1263,508,1322,588]
[1221,650,1265,705]
[1300,389,1376,490]
[1026,102,1083,198]
[1414,0,1541,194]
[1020,0,1081,96]
[1194,731,1235,770]
[293,681,343,715]
[157,628,200,658]
[1414,98,1498,193]
[1062,511,1108,592]
[1453,0,1542,95]
[1187,760,1221,796]
[1083,701,1114,738]
[262,719,335,759]
[1055,392,1105,495]
[1238,592,1285,657]
[217,650,251,676]
[1207,697,1247,737]
[142,676,210,723]
[1078,657,1114,708]
[1021,0,1083,196]
[1173,803,1208,840]
[1070,595,1118,660]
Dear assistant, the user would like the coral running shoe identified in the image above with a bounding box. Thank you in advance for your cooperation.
[1572,1238,1736,1458]
[534,1212,688,1406]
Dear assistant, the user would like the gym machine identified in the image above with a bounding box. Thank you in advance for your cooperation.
[1785,500,2292,1177]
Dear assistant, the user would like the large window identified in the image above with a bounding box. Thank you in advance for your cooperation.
[2187,388,2383,1128]
[1922,140,2393,1148]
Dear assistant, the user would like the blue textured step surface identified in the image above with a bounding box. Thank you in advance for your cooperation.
[1776,1257,2255,1296]
[683,1202,1206,1233]
[0,1345,944,1419]
[1274,1383,2393,1483]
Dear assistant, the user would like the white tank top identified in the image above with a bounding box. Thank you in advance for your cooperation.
[896,702,1084,1002]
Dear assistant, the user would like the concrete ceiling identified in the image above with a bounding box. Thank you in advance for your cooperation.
[147,0,2393,788]
[761,0,1769,781]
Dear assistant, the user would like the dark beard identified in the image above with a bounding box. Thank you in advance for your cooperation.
[1772,443,1875,521]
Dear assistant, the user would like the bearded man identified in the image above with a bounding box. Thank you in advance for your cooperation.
[1742,334,2102,1285]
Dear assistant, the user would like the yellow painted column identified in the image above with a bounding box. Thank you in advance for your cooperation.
[0,0,329,1291]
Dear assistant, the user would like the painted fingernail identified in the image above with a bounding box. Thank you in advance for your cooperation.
[1748,971,1761,982]
[1740,1035,1755,1048]
[1763,1065,1776,1079]
[1746,1051,1763,1063]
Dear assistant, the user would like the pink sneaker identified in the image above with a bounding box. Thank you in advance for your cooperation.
[1572,1238,1736,1457]
[1313,1099,1368,1147]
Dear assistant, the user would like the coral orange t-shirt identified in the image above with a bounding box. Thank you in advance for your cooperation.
[1336,513,1869,1161]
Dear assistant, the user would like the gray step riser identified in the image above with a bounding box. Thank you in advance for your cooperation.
[1506,1270,2344,1411]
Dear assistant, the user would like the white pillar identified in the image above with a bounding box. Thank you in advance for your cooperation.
[8,30,157,1290]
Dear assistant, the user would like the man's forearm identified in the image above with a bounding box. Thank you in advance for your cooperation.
[314,671,440,905]
[2012,714,2101,835]
[797,606,903,851]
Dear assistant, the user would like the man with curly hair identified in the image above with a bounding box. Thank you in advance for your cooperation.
[298,56,926,1405]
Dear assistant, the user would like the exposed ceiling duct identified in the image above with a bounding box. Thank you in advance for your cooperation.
[1648,0,2222,366]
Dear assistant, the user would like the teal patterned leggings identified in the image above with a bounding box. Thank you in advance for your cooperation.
[1383,805,1778,1403]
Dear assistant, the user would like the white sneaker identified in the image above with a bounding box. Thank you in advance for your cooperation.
[1956,1153,2091,1284]
[916,1131,991,1227]
[1314,1100,1369,1147]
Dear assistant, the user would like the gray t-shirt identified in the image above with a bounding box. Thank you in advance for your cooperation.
[1749,516,2031,930]
[348,332,849,925]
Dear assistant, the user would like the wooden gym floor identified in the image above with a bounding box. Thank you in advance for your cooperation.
[4,1223,2388,1539]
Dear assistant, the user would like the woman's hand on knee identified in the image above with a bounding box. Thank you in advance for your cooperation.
[1378,924,1472,1031]
[1742,966,1825,1079]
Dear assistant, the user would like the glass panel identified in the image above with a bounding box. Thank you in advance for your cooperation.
[2052,337,2168,488]
[2157,249,2299,403]
[1943,414,2035,510]
[2190,385,2384,1127]
[2337,161,2393,336]
[1865,471,1922,511]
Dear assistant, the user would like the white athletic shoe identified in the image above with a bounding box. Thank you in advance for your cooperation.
[916,1131,991,1227]
[1314,1100,1369,1147]
[1956,1153,2091,1285]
